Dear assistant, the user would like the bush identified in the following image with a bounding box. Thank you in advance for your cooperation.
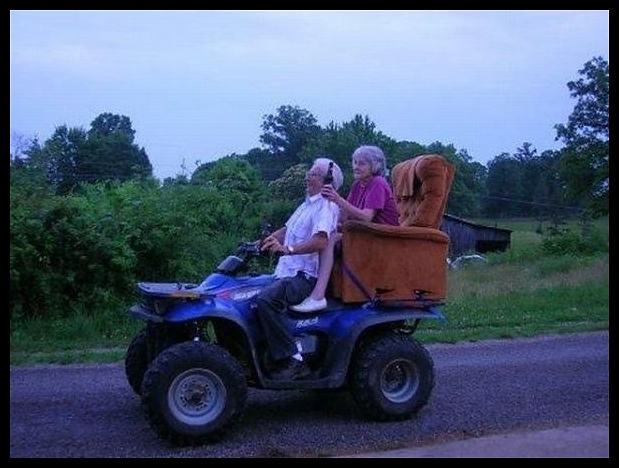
[267,163,308,203]
[541,226,608,256]
[10,168,271,321]
[262,198,298,230]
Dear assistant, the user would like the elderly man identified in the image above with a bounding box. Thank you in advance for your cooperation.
[257,157,344,380]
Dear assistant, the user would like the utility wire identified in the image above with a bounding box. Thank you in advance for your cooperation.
[449,192,583,211]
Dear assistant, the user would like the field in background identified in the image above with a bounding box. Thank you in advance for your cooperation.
[471,215,609,235]
[415,215,608,343]
[10,217,609,365]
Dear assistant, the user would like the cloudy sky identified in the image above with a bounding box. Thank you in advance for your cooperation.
[10,10,609,180]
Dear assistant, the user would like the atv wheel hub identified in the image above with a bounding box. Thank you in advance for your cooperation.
[380,358,419,403]
[168,368,227,425]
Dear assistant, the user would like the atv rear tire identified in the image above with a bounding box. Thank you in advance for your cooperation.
[125,329,149,395]
[141,341,247,446]
[350,332,434,421]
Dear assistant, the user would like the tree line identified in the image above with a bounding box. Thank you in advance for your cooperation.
[9,56,608,320]
[11,56,608,218]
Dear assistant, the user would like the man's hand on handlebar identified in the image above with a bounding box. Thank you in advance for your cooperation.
[260,235,286,255]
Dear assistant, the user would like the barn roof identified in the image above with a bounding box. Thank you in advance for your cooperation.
[443,213,513,234]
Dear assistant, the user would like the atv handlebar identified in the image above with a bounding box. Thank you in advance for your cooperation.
[234,240,262,259]
[235,238,286,260]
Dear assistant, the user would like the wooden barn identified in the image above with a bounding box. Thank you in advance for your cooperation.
[440,214,512,257]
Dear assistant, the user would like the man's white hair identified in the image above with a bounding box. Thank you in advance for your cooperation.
[313,157,344,190]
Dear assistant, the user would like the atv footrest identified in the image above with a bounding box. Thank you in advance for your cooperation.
[286,298,358,317]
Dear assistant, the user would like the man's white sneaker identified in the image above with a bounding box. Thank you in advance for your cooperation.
[290,297,327,313]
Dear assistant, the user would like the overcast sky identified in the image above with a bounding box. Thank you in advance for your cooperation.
[10,10,609,181]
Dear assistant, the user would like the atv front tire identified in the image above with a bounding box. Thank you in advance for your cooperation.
[141,341,247,446]
[351,332,434,421]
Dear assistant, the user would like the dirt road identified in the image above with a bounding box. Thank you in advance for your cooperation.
[10,331,608,457]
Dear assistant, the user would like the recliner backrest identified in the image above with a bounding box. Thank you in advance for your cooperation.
[391,154,455,229]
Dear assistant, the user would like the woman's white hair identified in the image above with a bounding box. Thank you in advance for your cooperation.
[352,145,387,176]
[313,157,344,190]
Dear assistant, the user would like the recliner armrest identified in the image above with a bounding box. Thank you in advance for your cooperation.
[342,220,449,243]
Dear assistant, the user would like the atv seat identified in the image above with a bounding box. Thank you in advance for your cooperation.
[329,154,455,303]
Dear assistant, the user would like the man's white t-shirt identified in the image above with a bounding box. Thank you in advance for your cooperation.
[274,193,339,279]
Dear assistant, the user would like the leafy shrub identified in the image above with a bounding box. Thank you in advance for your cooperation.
[10,162,271,321]
[262,198,298,231]
[267,163,308,203]
[541,226,608,256]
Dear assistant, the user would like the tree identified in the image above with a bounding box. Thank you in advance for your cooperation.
[452,150,487,217]
[532,150,568,222]
[192,155,262,194]
[191,155,266,237]
[299,114,396,194]
[421,142,486,217]
[242,147,283,181]
[10,132,35,162]
[16,113,154,194]
[555,56,609,215]
[260,105,321,162]
[10,137,53,199]
[513,142,537,163]
[512,142,541,216]
[43,125,88,194]
[81,113,152,184]
[162,174,189,186]
[484,153,523,217]
[390,140,427,168]
[88,113,136,141]
[81,132,151,184]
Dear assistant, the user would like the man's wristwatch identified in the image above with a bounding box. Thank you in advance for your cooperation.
[286,245,295,255]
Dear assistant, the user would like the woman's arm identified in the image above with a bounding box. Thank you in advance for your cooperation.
[339,199,375,222]
[321,185,375,222]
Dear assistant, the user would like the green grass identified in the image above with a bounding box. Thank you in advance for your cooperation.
[427,218,609,343]
[10,217,609,366]
[10,349,127,366]
[448,254,607,298]
[418,278,608,344]
[10,307,142,355]
[471,215,609,235]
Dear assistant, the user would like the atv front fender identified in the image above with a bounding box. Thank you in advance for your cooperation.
[129,298,270,386]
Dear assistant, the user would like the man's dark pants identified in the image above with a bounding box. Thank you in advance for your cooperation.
[254,272,317,362]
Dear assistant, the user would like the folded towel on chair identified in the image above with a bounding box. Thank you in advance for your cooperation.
[392,154,455,229]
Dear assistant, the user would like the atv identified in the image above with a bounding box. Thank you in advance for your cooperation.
[125,240,445,445]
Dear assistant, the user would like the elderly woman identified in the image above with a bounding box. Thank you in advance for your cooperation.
[291,145,399,313]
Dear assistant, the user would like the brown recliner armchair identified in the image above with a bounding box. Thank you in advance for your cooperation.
[330,154,455,303]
